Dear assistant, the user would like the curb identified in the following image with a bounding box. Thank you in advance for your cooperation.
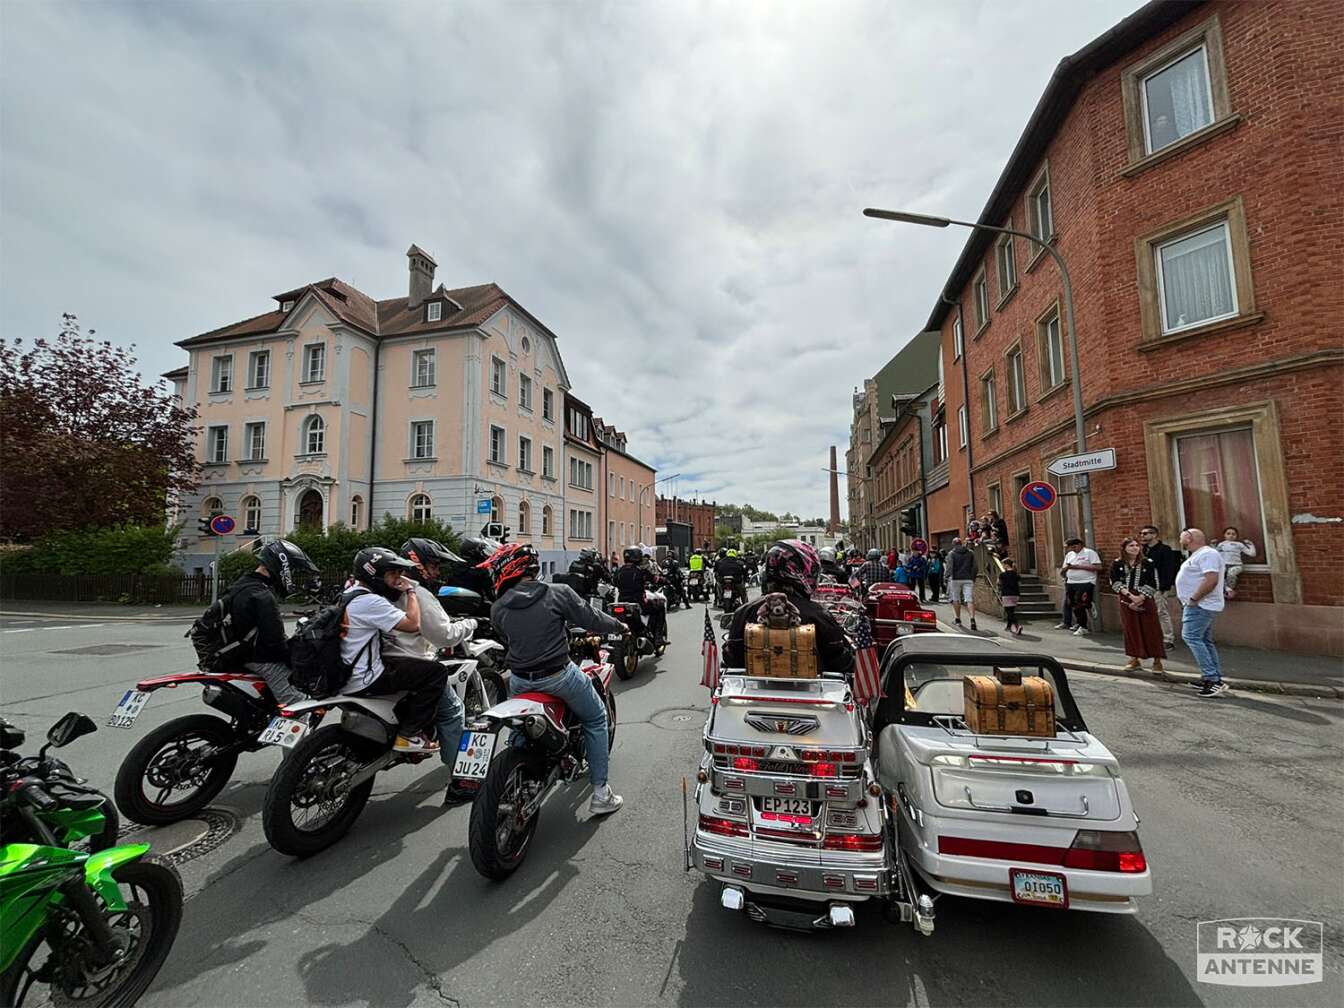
[0,610,199,623]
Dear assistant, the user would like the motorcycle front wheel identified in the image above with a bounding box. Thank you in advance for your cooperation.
[468,747,541,881]
[262,726,377,857]
[0,856,183,1008]
[114,714,240,827]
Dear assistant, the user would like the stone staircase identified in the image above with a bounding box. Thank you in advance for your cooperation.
[1012,573,1057,621]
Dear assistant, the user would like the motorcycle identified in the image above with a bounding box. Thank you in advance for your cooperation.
[259,646,499,857]
[604,599,664,680]
[659,572,688,611]
[716,574,746,611]
[1,712,184,1006]
[455,630,618,880]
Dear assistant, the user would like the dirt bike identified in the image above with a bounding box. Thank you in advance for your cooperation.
[1,713,183,1007]
[455,631,618,880]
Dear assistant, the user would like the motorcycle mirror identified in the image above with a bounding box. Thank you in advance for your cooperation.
[45,711,97,749]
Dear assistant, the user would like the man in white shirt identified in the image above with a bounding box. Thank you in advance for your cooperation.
[1176,528,1228,698]
[1058,536,1102,637]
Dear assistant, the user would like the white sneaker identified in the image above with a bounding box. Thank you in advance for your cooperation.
[1072,626,1090,636]
[589,785,624,816]
[1053,623,1069,630]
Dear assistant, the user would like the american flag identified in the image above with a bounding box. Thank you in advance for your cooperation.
[851,611,883,704]
[700,606,720,691]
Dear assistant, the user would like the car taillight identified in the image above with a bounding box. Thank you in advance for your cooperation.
[1064,831,1147,873]
[810,762,838,778]
[612,606,626,615]
[822,833,884,852]
[909,610,936,623]
[732,756,759,772]
[799,749,857,763]
[698,815,748,838]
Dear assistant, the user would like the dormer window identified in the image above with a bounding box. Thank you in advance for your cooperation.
[426,302,442,323]
[281,300,295,312]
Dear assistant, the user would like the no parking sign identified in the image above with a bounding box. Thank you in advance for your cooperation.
[1019,481,1058,513]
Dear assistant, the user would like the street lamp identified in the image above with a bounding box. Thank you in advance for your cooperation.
[639,473,681,545]
[863,207,1095,549]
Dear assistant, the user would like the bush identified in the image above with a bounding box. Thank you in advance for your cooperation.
[1,523,180,575]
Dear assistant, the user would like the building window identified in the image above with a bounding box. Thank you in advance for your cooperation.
[957,405,968,449]
[519,374,532,411]
[1121,17,1231,168]
[241,495,262,533]
[542,445,554,479]
[411,349,435,388]
[541,505,552,536]
[543,388,554,421]
[426,301,442,323]
[1027,166,1053,244]
[953,317,963,360]
[518,436,532,472]
[411,420,434,459]
[211,355,232,394]
[1006,346,1027,416]
[247,350,270,389]
[409,493,432,523]
[303,415,325,455]
[988,483,1003,517]
[350,495,363,529]
[202,496,223,516]
[489,425,505,464]
[491,357,506,396]
[609,473,615,497]
[995,232,1016,302]
[281,299,295,312]
[981,368,998,432]
[207,425,229,464]
[973,270,989,331]
[608,520,616,548]
[619,476,625,498]
[302,344,325,383]
[1037,308,1068,391]
[568,457,592,490]
[518,500,531,535]
[490,495,503,525]
[931,411,947,465]
[568,509,592,540]
[244,422,266,461]
[1173,427,1266,552]
[1136,197,1253,343]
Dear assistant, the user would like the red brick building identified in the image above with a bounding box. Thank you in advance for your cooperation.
[921,0,1342,654]
[656,496,717,550]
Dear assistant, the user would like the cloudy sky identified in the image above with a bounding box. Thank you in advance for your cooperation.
[1,0,1142,520]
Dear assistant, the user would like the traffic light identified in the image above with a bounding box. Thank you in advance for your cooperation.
[900,508,920,538]
[197,517,216,537]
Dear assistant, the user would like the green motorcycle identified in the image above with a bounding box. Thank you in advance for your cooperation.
[1,713,183,1007]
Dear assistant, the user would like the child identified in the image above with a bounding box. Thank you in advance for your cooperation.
[999,558,1023,636]
[1216,527,1256,598]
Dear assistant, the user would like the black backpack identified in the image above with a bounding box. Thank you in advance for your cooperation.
[287,589,372,699]
[186,589,256,673]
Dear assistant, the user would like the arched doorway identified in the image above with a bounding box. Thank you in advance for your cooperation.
[297,489,324,530]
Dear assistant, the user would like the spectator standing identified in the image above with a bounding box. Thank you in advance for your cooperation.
[927,550,945,604]
[946,538,978,631]
[905,551,928,602]
[1058,536,1101,636]
[1108,538,1165,672]
[1176,528,1229,697]
[999,558,1023,636]
[1215,527,1257,598]
[1139,525,1179,650]
[887,547,898,572]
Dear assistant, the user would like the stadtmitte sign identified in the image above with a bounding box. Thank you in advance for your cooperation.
[1047,448,1117,477]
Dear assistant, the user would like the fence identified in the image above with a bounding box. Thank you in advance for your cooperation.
[0,568,352,606]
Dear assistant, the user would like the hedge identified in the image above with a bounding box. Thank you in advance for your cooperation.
[0,524,181,576]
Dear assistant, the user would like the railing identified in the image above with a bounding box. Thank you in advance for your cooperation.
[974,542,1007,608]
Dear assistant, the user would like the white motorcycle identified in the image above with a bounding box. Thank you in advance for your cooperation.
[258,638,505,857]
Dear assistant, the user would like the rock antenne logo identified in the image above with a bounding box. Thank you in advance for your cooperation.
[1197,919,1322,987]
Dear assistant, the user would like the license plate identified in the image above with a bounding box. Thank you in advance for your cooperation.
[1010,868,1068,909]
[758,797,819,824]
[107,689,150,729]
[259,716,310,748]
[453,731,497,780]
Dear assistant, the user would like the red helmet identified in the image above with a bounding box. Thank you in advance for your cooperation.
[477,542,539,595]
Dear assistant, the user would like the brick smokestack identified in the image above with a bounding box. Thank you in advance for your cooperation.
[828,445,840,533]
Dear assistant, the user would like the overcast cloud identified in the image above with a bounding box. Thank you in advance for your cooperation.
[1,0,1142,519]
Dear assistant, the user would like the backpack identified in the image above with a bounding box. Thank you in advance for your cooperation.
[186,589,255,673]
[287,589,372,699]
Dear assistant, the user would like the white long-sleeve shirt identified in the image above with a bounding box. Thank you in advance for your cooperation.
[383,583,476,660]
[1215,539,1256,568]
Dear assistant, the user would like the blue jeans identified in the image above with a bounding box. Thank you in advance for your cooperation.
[435,684,465,767]
[1181,605,1222,683]
[509,661,610,788]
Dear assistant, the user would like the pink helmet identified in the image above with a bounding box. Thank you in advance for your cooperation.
[763,539,820,597]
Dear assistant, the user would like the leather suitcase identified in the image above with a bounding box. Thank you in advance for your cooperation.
[745,624,818,679]
[962,675,1056,737]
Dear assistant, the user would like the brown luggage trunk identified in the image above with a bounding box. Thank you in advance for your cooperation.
[744,624,818,679]
[962,675,1056,736]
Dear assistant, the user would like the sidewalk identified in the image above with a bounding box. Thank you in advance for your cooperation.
[1,601,207,621]
[926,600,1344,698]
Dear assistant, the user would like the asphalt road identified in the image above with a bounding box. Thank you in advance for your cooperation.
[2,604,1341,1007]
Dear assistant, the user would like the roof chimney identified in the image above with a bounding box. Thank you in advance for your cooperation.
[406,244,436,309]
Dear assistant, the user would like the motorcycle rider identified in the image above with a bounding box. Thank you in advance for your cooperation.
[714,549,748,609]
[341,547,450,753]
[384,539,479,771]
[857,548,891,593]
[817,546,844,581]
[566,547,611,601]
[482,543,627,816]
[723,540,855,677]
[660,554,685,607]
[614,547,666,645]
[229,539,321,705]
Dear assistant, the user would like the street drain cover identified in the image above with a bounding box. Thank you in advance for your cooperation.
[51,643,166,656]
[651,708,707,731]
[121,808,240,865]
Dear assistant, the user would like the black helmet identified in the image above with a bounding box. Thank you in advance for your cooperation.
[458,536,501,565]
[579,547,598,563]
[400,538,459,583]
[352,546,417,599]
[867,548,881,561]
[256,539,319,595]
[623,547,642,565]
[718,548,728,559]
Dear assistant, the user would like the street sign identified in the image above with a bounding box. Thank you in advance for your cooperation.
[476,499,492,514]
[1020,481,1058,513]
[1047,448,1117,478]
[209,514,237,536]
[910,538,928,555]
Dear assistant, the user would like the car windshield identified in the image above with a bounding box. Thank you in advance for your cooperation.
[900,661,1075,727]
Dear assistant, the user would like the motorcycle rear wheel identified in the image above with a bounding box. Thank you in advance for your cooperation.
[113,715,239,827]
[0,857,183,1008]
[468,747,541,881]
[262,726,377,857]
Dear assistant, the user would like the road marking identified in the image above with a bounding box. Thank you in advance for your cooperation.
[2,623,107,634]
